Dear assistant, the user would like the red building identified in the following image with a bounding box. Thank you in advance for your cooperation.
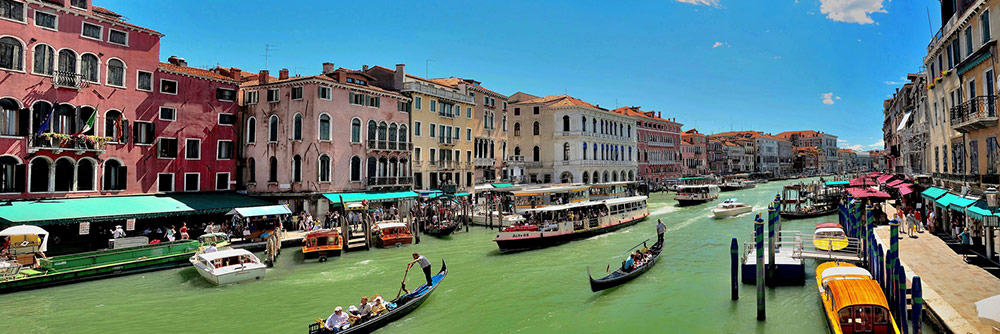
[0,0,241,199]
[611,106,682,183]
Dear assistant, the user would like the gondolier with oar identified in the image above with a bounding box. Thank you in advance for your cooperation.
[656,219,666,244]
[407,252,433,287]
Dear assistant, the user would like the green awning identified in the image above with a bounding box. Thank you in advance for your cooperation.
[921,187,948,201]
[949,196,978,212]
[323,191,418,204]
[0,193,271,226]
[680,177,706,180]
[966,205,994,220]
[455,192,470,197]
[492,183,514,188]
[958,52,992,76]
[825,181,849,186]
[935,193,962,209]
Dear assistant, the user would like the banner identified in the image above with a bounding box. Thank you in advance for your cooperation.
[79,222,90,235]
[126,219,136,231]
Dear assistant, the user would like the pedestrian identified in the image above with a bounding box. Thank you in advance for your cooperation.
[927,210,935,233]
[914,210,923,233]
[165,225,176,241]
[407,252,433,287]
[110,225,126,239]
[959,227,971,253]
[180,223,190,240]
[656,218,666,245]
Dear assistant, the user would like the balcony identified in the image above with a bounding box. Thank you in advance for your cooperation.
[505,155,525,164]
[438,136,455,146]
[474,157,495,167]
[366,140,413,152]
[30,134,106,154]
[437,160,456,170]
[52,71,88,90]
[524,161,543,168]
[366,176,414,189]
[402,81,474,104]
[648,141,675,147]
[951,96,999,133]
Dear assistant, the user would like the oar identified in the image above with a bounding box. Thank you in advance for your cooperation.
[396,265,411,298]
[620,238,651,257]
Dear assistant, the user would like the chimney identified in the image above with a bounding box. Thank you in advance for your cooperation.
[363,65,369,71]
[177,57,187,67]
[279,68,289,80]
[229,68,242,80]
[658,112,662,118]
[393,64,405,90]
[259,70,269,84]
[322,62,335,74]
[167,56,179,65]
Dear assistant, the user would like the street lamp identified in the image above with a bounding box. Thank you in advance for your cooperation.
[986,187,998,262]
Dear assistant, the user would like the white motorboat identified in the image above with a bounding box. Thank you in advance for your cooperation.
[711,198,752,218]
[190,248,267,285]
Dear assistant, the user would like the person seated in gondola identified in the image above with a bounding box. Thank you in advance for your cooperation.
[370,296,387,316]
[324,306,351,333]
[355,296,373,322]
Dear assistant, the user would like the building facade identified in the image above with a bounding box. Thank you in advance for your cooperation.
[441,78,509,184]
[681,129,707,176]
[775,130,839,172]
[611,106,682,183]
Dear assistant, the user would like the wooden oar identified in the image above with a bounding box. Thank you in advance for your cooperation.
[396,265,411,298]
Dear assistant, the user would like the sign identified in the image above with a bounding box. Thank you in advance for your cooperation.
[79,222,90,235]
[126,219,136,231]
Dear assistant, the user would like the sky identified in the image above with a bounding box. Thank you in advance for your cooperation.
[103,0,941,151]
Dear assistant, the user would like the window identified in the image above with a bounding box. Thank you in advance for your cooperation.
[247,158,256,183]
[268,115,279,142]
[430,124,436,138]
[70,0,86,9]
[414,121,422,136]
[467,128,472,141]
[217,140,234,160]
[215,173,229,190]
[244,90,259,104]
[184,173,199,192]
[514,122,521,136]
[180,138,201,160]
[216,88,236,101]
[0,37,22,71]
[81,22,102,40]
[157,173,174,192]
[0,98,25,136]
[319,114,331,140]
[318,155,331,182]
[349,91,365,105]
[212,114,235,128]
[78,53,97,82]
[430,100,437,112]
[0,0,24,22]
[268,157,278,182]
[414,96,422,110]
[106,59,124,86]
[137,71,152,91]
[415,147,422,162]
[133,121,154,145]
[291,86,303,100]
[246,117,256,144]
[533,106,539,114]
[966,27,974,57]
[31,44,54,75]
[514,107,520,116]
[368,96,380,107]
[984,10,992,44]
[34,11,56,30]
[160,79,177,94]
[108,29,128,46]
[104,109,124,143]
[318,86,331,100]
[102,159,126,191]
[467,107,472,118]
[533,146,540,161]
[291,114,303,140]
[351,118,361,143]
[158,138,177,159]
[399,125,408,142]
[533,121,540,135]
[159,106,176,121]
[350,156,361,181]
[267,88,279,102]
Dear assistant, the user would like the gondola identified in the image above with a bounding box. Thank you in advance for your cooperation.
[308,260,448,334]
[423,220,461,237]
[779,206,838,219]
[588,239,663,292]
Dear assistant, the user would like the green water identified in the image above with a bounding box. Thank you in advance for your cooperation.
[3,179,939,333]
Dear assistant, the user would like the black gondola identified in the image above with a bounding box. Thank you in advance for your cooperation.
[588,239,663,292]
[779,206,838,219]
[423,221,460,237]
[308,260,448,334]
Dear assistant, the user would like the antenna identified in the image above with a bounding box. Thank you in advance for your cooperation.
[926,7,933,36]
[263,44,276,69]
[425,59,433,78]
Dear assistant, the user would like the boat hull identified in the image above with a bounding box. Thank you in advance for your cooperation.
[424,222,461,237]
[494,213,648,253]
[779,207,838,219]
[712,206,753,218]
[589,240,662,292]
[676,198,713,206]
[376,236,413,248]
[195,264,267,285]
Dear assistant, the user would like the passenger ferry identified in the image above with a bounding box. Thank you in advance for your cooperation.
[493,195,649,252]
[675,185,720,206]
[512,185,591,213]
[589,181,638,201]
[816,262,899,334]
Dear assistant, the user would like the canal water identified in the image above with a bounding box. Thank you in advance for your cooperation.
[3,178,939,333]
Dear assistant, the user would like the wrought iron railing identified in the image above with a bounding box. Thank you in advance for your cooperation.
[52,71,88,89]
[951,95,998,127]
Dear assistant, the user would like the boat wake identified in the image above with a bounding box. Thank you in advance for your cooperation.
[666,215,701,233]
[649,205,678,216]
[358,260,373,265]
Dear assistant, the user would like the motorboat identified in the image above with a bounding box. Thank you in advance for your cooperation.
[813,227,849,251]
[711,199,753,218]
[816,261,899,334]
[302,229,343,262]
[374,221,413,248]
[190,248,267,285]
[675,184,720,206]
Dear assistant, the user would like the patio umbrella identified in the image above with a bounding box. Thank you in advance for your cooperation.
[975,294,1000,328]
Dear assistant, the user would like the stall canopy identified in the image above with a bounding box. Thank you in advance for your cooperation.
[492,183,515,188]
[887,180,904,187]
[0,193,270,226]
[948,196,978,213]
[921,187,948,200]
[227,204,292,217]
[323,191,418,205]
[825,181,850,186]
[966,203,995,220]
[876,174,895,184]
[849,178,877,186]
[935,193,963,209]
[846,187,891,199]
[898,185,916,196]
[891,182,913,189]
[474,184,494,191]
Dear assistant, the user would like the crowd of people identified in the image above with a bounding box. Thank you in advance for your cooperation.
[622,246,654,272]
[411,199,461,231]
[322,295,392,333]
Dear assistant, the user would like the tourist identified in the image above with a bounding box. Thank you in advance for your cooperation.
[407,252,433,287]
[1,236,9,257]
[165,226,176,242]
[905,210,916,237]
[180,223,190,240]
[927,210,935,233]
[370,297,387,316]
[914,210,923,233]
[656,219,666,244]
[204,223,215,235]
[356,296,372,321]
[623,253,634,272]
[205,243,218,253]
[324,306,351,333]
[111,225,126,239]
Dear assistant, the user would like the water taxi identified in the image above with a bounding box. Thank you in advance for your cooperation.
[374,221,413,248]
[190,248,267,285]
[302,229,343,262]
[711,198,753,218]
[816,262,899,334]
[813,227,850,251]
[675,185,720,206]
[493,196,649,252]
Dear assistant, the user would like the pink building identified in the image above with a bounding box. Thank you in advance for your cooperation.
[0,1,240,199]
[681,129,708,176]
[240,64,412,216]
[612,106,682,183]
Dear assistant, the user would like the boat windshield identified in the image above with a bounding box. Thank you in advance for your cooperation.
[837,305,889,334]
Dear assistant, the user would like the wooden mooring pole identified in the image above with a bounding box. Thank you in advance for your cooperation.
[730,237,738,300]
[767,200,777,286]
[754,213,765,321]
[911,276,923,334]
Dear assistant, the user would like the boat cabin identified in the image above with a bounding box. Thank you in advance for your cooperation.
[374,221,413,247]
[589,181,637,201]
[825,279,897,334]
[512,185,591,213]
[0,225,49,268]
[192,248,267,285]
[198,233,230,248]
[302,229,343,261]
[512,196,649,234]
[196,249,260,270]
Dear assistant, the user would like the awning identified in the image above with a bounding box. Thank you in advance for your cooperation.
[921,187,948,200]
[849,178,876,186]
[966,204,994,220]
[0,225,49,251]
[474,184,494,191]
[898,185,916,196]
[949,196,978,213]
[896,111,912,132]
[227,204,292,217]
[935,193,962,209]
[323,191,418,204]
[825,181,850,186]
[492,183,515,188]
[958,51,992,76]
[455,192,471,197]
[891,182,913,189]
[876,175,894,184]
[846,187,891,199]
[0,193,271,226]
[887,180,904,187]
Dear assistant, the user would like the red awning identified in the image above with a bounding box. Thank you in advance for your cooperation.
[847,187,891,199]
[876,174,894,184]
[887,180,904,187]
[867,172,882,178]
[849,178,876,186]
[898,185,915,196]
[891,182,912,189]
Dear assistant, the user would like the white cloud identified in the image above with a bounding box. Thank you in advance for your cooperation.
[822,92,840,105]
[837,139,847,143]
[868,139,884,149]
[676,0,721,7]
[819,0,887,24]
[713,42,723,48]
[844,144,865,151]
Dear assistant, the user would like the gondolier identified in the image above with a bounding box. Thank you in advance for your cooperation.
[407,253,433,286]
[656,219,665,244]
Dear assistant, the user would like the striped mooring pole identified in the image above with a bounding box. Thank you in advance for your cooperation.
[767,200,778,285]
[889,219,900,311]
[731,237,738,300]
[911,276,923,333]
[755,213,765,321]
[896,261,908,334]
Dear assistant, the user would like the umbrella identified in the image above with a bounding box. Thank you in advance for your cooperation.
[975,294,1000,328]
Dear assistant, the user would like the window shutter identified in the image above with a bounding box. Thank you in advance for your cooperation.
[147,123,155,141]
[133,122,140,143]
[117,165,128,190]
[14,163,25,192]
[18,108,29,136]
[121,119,130,143]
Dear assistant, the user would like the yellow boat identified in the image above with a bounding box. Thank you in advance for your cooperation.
[814,227,850,251]
[816,262,900,334]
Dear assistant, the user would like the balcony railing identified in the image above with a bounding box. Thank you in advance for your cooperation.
[401,81,474,104]
[366,176,415,189]
[524,161,543,168]
[438,136,454,146]
[366,140,413,152]
[505,155,525,163]
[474,157,495,167]
[648,141,675,147]
[52,71,88,90]
[30,134,106,154]
[951,95,999,133]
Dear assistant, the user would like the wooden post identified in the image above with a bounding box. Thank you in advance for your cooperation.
[897,261,908,334]
[889,219,899,307]
[767,202,777,286]
[730,237,739,300]
[754,213,765,321]
[911,276,923,334]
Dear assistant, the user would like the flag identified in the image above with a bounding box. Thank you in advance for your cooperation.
[35,109,51,136]
[76,111,96,135]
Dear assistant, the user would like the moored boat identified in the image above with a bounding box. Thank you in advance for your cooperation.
[816,261,899,334]
[423,220,461,237]
[493,196,649,252]
[588,238,663,292]
[302,229,344,262]
[780,205,838,219]
[190,248,267,285]
[374,221,413,248]
[813,227,849,251]
[711,198,753,218]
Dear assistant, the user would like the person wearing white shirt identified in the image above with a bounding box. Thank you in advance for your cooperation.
[325,306,350,332]
[656,219,666,244]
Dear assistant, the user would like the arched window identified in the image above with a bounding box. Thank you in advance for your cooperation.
[318,155,331,182]
[78,106,95,136]
[562,115,570,131]
[29,157,50,193]
[291,155,301,182]
[247,157,256,183]
[268,157,278,182]
[292,113,303,140]
[619,124,624,136]
[0,156,23,193]
[268,115,279,142]
[102,159,126,191]
[366,157,377,181]
[603,171,609,183]
[367,120,377,142]
[52,103,76,134]
[532,121,540,136]
[581,116,587,132]
[628,170,634,181]
[620,170,625,181]
[80,53,98,82]
[582,143,587,160]
[562,142,570,161]
[106,58,124,86]
[388,123,398,144]
[627,125,631,137]
[377,122,387,143]
[104,110,124,143]
[513,122,521,136]
[398,125,408,143]
[532,146,540,162]
[246,117,256,144]
[582,171,589,184]
[514,146,521,157]
[350,156,361,181]
[351,118,361,143]
[57,49,76,75]
[77,158,95,191]
[33,44,54,75]
[0,37,23,71]
[560,172,573,183]
[592,119,597,133]
[318,114,331,141]
[378,157,388,177]
[0,98,27,136]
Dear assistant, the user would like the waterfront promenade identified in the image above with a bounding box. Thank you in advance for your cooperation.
[876,204,1000,333]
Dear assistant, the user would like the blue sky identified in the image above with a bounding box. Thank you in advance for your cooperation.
[105,0,939,151]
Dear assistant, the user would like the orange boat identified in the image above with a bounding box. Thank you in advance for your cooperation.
[301,229,343,262]
[816,262,900,334]
[374,221,413,248]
